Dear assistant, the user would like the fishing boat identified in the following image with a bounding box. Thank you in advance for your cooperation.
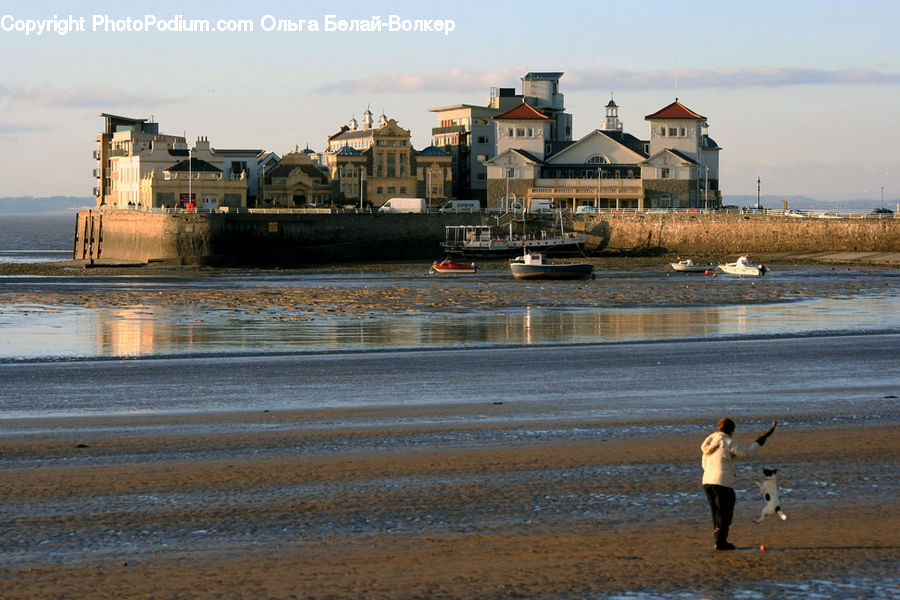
[670,259,715,273]
[509,252,594,280]
[430,258,477,275]
[717,257,768,277]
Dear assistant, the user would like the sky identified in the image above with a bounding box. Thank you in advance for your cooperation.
[1,0,898,205]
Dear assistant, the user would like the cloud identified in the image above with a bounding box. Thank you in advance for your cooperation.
[0,81,184,111]
[0,122,46,142]
[315,66,900,94]
[0,123,44,135]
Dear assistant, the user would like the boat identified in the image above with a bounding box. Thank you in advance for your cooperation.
[430,258,477,275]
[717,257,768,277]
[670,259,715,273]
[441,225,585,257]
[509,252,594,280]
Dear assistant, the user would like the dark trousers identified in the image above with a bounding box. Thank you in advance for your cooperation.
[703,484,736,544]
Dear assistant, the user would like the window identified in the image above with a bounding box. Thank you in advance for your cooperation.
[477,136,489,144]
[661,168,670,179]
[388,186,395,194]
[377,186,383,194]
[506,167,515,178]
[476,173,486,181]
[387,153,396,177]
[400,187,406,194]
[526,128,533,137]
[516,128,525,137]
[668,128,678,136]
[507,127,514,136]
[476,154,487,162]
[680,128,686,136]
[587,155,606,164]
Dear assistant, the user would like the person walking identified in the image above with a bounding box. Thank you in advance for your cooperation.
[701,418,777,550]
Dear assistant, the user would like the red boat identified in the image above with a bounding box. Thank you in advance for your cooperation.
[430,258,478,275]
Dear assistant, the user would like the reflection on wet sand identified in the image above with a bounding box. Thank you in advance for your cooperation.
[89,304,732,358]
[76,295,896,360]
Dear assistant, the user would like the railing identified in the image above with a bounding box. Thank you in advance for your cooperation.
[431,124,467,135]
[95,205,897,219]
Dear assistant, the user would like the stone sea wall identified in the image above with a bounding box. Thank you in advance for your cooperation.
[74,209,483,264]
[579,213,900,255]
[74,209,899,264]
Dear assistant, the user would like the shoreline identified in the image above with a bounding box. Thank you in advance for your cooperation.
[2,248,900,277]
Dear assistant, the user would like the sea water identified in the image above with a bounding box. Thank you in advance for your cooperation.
[0,213,74,263]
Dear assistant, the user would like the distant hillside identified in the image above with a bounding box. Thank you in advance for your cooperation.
[723,195,895,211]
[0,196,93,214]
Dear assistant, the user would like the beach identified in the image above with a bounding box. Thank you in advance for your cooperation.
[1,257,899,598]
[2,333,900,599]
[1,405,898,599]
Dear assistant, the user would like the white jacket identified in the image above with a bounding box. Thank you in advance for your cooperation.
[700,431,761,487]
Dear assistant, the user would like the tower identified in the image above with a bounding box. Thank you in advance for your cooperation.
[602,94,623,132]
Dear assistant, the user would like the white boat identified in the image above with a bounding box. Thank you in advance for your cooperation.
[717,259,768,277]
[670,259,715,273]
[509,252,594,280]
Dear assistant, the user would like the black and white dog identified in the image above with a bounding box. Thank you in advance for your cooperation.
[754,468,788,523]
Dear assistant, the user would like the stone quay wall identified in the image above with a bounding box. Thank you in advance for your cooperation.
[578,213,900,255]
[73,209,483,264]
[74,209,899,264]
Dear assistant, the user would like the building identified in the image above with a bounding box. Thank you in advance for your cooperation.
[140,151,247,211]
[641,99,721,209]
[428,103,499,201]
[429,72,574,202]
[260,146,331,207]
[324,111,452,209]
[94,113,185,207]
[484,97,721,211]
[95,114,260,210]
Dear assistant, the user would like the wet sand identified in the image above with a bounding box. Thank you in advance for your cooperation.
[1,408,898,599]
[1,259,897,320]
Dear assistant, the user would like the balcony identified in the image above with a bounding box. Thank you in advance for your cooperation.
[532,178,642,197]
[92,168,101,178]
[93,150,101,160]
[431,124,467,135]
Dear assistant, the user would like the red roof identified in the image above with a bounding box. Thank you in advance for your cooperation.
[644,100,705,120]
[493,101,549,121]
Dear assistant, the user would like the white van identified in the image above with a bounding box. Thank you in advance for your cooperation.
[529,199,560,213]
[439,200,480,213]
[378,198,427,213]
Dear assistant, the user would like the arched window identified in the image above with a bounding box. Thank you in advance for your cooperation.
[586,155,607,165]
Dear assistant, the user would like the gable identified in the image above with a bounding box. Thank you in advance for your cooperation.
[645,100,705,120]
[375,120,410,138]
[545,130,645,166]
[641,149,698,167]
[493,102,550,121]
[484,148,541,167]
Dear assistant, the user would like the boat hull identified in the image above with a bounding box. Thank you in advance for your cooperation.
[717,262,767,276]
[431,260,477,275]
[670,261,714,273]
[510,263,594,280]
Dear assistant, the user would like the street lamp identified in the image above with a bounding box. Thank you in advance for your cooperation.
[704,165,709,210]
[757,176,761,210]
